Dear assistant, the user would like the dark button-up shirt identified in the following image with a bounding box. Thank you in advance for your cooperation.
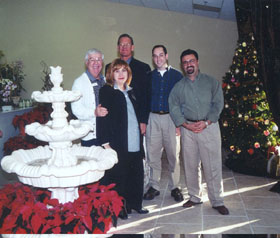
[150,66,182,112]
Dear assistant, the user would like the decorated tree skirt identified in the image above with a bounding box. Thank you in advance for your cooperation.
[225,150,269,177]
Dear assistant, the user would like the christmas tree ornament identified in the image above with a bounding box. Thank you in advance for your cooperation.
[253,72,257,77]
[231,77,235,82]
[244,70,248,75]
[223,121,228,127]
[235,69,240,74]
[225,104,229,108]
[248,148,254,155]
[267,141,272,146]
[272,125,279,131]
[230,145,235,151]
[256,87,259,91]
[254,142,260,148]
[237,149,241,154]
[244,115,249,121]
[264,130,270,136]
[238,113,242,118]
[227,85,231,90]
[264,119,270,125]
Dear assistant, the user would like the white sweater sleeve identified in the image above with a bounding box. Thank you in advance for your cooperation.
[71,73,96,121]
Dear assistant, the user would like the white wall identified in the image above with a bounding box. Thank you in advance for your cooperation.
[0,0,238,98]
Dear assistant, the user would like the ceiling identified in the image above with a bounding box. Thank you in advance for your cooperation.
[105,0,236,21]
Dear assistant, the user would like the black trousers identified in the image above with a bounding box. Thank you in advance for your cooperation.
[100,151,144,210]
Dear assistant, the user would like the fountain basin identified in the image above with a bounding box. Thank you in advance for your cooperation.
[25,120,94,143]
[32,90,81,103]
[1,145,118,188]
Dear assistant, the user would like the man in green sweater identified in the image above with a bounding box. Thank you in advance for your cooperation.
[168,49,229,215]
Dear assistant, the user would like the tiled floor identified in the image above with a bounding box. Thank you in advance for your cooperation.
[1,154,280,235]
[108,156,280,235]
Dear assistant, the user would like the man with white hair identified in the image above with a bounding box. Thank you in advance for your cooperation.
[71,48,108,146]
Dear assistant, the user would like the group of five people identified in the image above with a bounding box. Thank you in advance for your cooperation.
[71,33,229,220]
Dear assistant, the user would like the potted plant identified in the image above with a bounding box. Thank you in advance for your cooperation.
[0,52,26,109]
[0,182,123,234]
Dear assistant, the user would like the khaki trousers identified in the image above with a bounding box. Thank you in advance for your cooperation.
[181,122,224,207]
[146,113,181,190]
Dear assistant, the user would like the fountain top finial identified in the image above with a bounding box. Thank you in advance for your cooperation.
[50,66,63,91]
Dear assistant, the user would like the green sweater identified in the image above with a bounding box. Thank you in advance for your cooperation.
[168,72,224,127]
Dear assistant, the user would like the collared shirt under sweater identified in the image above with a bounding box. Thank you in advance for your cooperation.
[150,66,183,113]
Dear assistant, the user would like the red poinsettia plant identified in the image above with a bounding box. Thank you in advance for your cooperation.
[0,182,123,234]
[3,105,51,156]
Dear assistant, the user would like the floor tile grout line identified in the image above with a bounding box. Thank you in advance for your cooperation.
[201,200,205,232]
[152,181,169,234]
[232,170,255,234]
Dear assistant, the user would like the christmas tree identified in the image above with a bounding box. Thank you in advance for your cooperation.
[220,33,280,177]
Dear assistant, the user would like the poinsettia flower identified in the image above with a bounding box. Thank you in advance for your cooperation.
[47,198,59,207]
[0,182,121,234]
[52,227,61,234]
[31,213,44,233]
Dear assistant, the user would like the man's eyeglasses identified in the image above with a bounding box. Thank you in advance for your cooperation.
[119,43,131,47]
[88,58,102,63]
[182,59,196,65]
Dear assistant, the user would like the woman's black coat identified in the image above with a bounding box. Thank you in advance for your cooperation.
[97,84,144,156]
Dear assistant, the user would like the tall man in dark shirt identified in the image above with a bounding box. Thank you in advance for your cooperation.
[143,45,183,202]
[105,34,151,135]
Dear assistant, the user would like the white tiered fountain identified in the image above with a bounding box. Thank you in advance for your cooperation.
[1,66,118,204]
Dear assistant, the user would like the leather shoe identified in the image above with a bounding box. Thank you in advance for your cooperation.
[171,188,184,202]
[126,206,132,214]
[127,207,149,214]
[118,207,128,220]
[134,208,149,214]
[213,205,229,215]
[182,200,203,208]
[143,187,160,200]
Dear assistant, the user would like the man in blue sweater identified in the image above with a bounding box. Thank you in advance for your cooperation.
[144,45,184,202]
